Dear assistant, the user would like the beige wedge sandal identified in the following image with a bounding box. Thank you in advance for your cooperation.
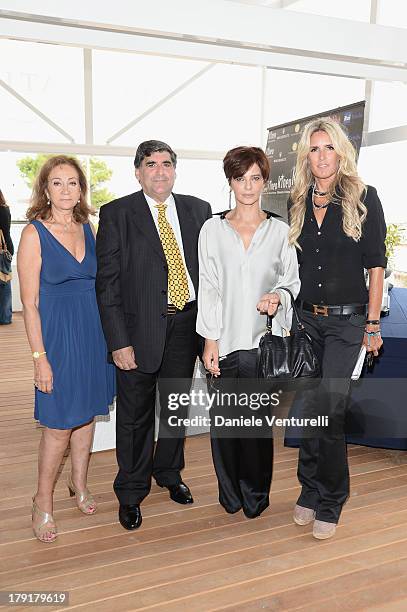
[32,498,57,543]
[67,474,97,514]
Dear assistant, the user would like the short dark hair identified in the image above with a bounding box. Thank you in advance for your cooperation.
[223,146,270,183]
[134,140,177,168]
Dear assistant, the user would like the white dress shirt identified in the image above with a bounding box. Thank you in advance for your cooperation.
[196,213,300,357]
[144,192,196,302]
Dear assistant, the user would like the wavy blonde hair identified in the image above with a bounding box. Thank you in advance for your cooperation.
[288,117,367,247]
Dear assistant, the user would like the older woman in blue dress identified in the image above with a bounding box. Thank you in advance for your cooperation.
[18,156,115,543]
[197,146,300,518]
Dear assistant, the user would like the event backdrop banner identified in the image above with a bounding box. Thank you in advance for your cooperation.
[263,101,366,220]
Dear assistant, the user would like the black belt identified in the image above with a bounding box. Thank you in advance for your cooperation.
[299,301,367,317]
[167,301,197,315]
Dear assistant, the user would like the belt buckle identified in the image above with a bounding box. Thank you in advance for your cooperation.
[167,304,177,315]
[313,304,328,316]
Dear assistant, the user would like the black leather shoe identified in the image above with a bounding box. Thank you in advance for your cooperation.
[118,504,142,530]
[166,482,194,505]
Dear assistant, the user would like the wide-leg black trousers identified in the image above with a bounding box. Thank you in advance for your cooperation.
[210,349,274,519]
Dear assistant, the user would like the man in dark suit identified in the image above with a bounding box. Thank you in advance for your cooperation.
[96,140,212,530]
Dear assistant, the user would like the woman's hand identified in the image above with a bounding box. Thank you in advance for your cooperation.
[203,339,220,377]
[362,324,383,356]
[34,357,53,394]
[257,292,281,316]
[365,268,384,357]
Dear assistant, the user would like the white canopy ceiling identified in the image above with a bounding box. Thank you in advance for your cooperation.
[0,0,406,82]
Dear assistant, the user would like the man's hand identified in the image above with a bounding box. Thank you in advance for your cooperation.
[257,292,281,316]
[112,346,138,370]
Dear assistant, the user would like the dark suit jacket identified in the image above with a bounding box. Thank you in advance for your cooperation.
[96,190,212,373]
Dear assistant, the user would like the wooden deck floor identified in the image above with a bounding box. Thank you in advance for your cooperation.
[1,314,407,611]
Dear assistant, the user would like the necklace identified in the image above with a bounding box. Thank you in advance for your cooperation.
[49,216,74,233]
[62,220,73,233]
[313,184,329,197]
[313,200,329,210]
[312,184,330,209]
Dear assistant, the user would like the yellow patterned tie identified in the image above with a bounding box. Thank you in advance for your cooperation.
[155,203,189,310]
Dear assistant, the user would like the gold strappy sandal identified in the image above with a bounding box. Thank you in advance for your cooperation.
[32,498,57,543]
[67,474,97,514]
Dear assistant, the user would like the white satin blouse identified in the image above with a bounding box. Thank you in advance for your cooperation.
[196,213,301,357]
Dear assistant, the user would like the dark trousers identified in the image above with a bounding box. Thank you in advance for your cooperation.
[114,306,198,505]
[0,281,12,324]
[210,349,274,519]
[296,311,365,523]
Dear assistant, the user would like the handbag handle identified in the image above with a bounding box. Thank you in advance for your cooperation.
[266,287,304,331]
[0,229,6,252]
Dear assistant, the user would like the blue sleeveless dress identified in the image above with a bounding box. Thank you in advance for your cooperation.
[31,220,115,429]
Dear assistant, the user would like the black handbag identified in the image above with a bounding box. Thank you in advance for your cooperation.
[257,288,320,387]
[0,229,12,284]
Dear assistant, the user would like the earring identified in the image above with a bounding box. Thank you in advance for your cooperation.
[228,189,232,210]
[47,199,51,206]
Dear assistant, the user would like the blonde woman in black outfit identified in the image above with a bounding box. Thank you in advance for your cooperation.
[288,118,386,539]
[0,189,13,324]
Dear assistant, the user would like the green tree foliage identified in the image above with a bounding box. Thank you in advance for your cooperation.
[385,223,405,267]
[16,154,115,209]
[17,154,50,188]
[91,187,115,210]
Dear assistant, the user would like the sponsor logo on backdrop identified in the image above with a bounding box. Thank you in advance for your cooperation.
[262,101,366,219]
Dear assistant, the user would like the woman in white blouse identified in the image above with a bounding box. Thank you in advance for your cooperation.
[197,146,300,518]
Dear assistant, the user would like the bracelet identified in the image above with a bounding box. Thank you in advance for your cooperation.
[366,319,380,325]
[364,330,381,348]
[32,351,47,359]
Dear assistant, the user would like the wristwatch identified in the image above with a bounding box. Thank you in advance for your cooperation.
[32,351,46,359]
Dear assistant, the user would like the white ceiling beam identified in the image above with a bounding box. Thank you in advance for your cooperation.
[0,4,404,64]
[366,126,407,147]
[83,49,94,145]
[0,2,406,73]
[0,77,75,142]
[279,0,300,6]
[226,1,300,7]
[107,64,215,144]
[1,14,407,83]
[362,0,380,143]
[0,140,226,159]
[3,126,406,158]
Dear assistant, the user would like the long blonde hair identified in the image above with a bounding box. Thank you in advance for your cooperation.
[288,118,367,247]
